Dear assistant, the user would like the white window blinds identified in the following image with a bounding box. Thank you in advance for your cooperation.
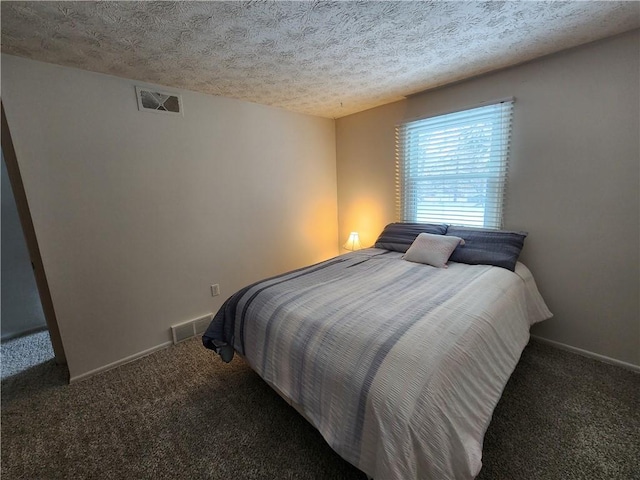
[396,100,514,229]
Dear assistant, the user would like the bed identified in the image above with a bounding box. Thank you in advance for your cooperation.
[203,223,552,479]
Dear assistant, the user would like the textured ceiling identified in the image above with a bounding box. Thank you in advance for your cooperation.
[2,1,639,118]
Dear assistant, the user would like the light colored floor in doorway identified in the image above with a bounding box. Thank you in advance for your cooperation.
[1,330,54,380]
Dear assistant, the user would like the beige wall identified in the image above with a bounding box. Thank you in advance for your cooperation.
[337,31,640,366]
[2,54,338,380]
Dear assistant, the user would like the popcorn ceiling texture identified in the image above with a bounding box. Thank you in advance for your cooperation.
[1,1,638,118]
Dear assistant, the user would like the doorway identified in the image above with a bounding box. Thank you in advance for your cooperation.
[2,151,47,339]
[1,102,67,380]
[1,151,53,377]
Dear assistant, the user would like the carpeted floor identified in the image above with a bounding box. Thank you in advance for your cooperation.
[1,337,638,480]
[1,329,54,380]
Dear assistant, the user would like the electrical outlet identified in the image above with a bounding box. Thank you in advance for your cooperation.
[210,284,220,297]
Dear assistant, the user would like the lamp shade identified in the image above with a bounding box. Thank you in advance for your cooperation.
[343,232,362,251]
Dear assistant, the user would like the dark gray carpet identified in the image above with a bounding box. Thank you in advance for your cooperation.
[2,338,638,479]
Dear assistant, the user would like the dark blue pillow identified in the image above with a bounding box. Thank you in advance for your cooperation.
[374,222,448,253]
[446,226,527,271]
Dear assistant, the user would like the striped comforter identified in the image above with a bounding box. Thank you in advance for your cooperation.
[203,248,552,479]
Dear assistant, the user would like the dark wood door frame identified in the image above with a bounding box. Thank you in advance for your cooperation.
[2,101,67,365]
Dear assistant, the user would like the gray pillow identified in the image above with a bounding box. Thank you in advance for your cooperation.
[374,222,448,253]
[403,233,465,268]
[446,226,527,271]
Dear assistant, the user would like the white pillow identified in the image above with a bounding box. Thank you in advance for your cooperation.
[403,233,465,268]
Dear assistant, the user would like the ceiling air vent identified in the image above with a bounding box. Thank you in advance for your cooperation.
[135,86,183,116]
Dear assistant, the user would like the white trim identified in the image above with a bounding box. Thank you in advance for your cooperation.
[69,340,173,383]
[530,335,640,373]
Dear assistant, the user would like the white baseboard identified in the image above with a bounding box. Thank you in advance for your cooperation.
[530,335,640,373]
[68,335,640,382]
[69,340,173,383]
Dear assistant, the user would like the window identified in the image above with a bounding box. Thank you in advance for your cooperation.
[396,100,513,229]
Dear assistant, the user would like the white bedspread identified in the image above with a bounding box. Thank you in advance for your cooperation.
[204,248,552,479]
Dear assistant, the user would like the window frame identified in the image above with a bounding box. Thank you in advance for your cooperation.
[395,99,514,229]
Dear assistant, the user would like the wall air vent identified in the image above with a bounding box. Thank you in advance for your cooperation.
[171,313,213,344]
[135,86,183,116]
